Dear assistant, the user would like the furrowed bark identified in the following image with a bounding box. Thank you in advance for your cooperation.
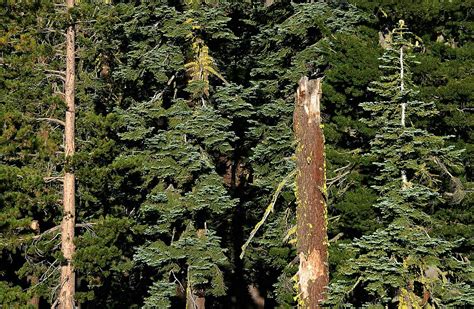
[59,0,76,307]
[294,77,329,308]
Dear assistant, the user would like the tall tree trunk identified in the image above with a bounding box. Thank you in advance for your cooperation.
[59,0,76,307]
[293,77,329,308]
[399,45,408,188]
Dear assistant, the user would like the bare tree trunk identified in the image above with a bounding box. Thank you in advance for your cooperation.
[248,284,265,309]
[59,0,76,307]
[293,77,329,308]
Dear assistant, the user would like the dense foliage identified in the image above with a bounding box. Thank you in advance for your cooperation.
[1,0,472,308]
[328,22,472,308]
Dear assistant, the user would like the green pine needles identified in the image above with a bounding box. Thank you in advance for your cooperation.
[327,22,473,308]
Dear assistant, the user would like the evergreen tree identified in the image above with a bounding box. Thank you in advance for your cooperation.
[70,2,144,306]
[346,0,473,261]
[1,1,471,307]
[328,22,473,308]
[236,2,367,306]
[1,2,141,307]
[1,2,67,305]
[110,2,239,307]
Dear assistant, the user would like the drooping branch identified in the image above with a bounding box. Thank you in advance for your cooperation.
[240,170,296,259]
[432,156,466,204]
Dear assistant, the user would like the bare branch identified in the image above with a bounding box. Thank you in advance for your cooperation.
[327,162,354,190]
[457,108,474,112]
[43,69,66,76]
[43,177,63,183]
[45,74,66,82]
[37,118,65,127]
[170,270,186,293]
[329,232,344,243]
[32,223,96,240]
[54,91,65,99]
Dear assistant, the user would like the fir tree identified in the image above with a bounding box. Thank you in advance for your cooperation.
[111,2,239,307]
[1,2,141,307]
[328,22,473,308]
[1,1,472,307]
[1,2,67,305]
[238,2,366,306]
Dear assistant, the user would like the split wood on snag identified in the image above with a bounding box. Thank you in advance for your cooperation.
[294,77,328,308]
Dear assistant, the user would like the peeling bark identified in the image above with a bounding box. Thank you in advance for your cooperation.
[294,77,329,308]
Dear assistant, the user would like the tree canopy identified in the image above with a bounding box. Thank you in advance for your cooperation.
[1,0,472,308]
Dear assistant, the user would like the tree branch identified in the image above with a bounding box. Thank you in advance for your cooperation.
[37,118,65,127]
[43,69,66,76]
[32,223,96,240]
[45,74,66,82]
[43,177,63,183]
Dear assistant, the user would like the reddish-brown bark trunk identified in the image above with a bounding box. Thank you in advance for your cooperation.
[293,77,329,308]
[59,0,76,307]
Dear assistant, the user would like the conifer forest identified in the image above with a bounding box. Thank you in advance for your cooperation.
[1,0,473,308]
